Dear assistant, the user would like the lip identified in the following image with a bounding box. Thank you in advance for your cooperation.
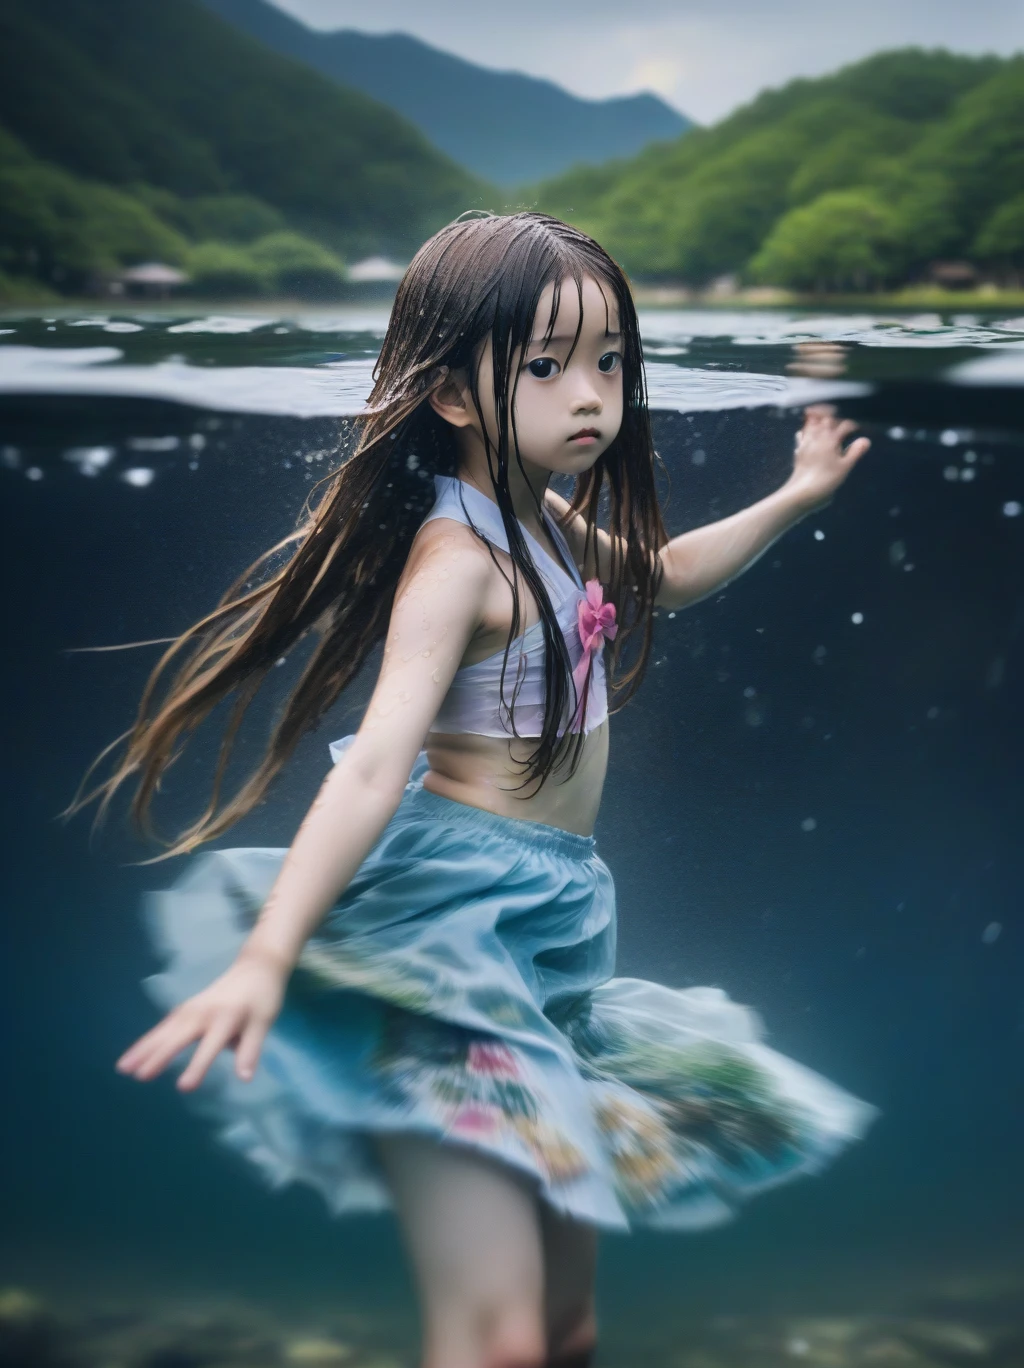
[568,428,600,442]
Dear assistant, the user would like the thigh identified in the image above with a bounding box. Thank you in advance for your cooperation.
[538,1202,599,1353]
[376,1132,545,1334]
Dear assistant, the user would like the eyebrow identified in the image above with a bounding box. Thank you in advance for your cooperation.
[527,330,622,345]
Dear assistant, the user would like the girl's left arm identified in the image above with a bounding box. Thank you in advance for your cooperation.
[654,406,870,610]
[552,405,869,611]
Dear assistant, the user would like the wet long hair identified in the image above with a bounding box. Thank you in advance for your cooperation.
[66,212,667,857]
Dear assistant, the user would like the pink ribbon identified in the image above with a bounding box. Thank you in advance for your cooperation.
[569,580,617,733]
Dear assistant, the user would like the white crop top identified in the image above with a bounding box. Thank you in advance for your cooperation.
[421,474,609,739]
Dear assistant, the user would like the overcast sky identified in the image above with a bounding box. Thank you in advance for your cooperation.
[269,0,1023,122]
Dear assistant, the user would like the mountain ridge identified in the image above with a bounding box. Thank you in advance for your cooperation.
[530,47,1024,289]
[201,0,692,186]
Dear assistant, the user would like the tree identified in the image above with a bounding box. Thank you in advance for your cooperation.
[750,190,897,291]
[975,195,1024,282]
[248,232,346,300]
[0,161,187,288]
[187,242,266,297]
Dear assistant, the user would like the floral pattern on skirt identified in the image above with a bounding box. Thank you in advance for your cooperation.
[140,743,879,1232]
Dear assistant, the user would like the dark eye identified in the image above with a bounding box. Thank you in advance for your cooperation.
[527,357,560,379]
[598,351,621,374]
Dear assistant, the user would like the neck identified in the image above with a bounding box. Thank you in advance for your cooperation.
[454,432,550,536]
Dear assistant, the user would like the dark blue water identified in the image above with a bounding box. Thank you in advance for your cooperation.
[1,308,1022,1366]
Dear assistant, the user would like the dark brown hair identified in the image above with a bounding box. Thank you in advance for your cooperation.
[65,212,667,857]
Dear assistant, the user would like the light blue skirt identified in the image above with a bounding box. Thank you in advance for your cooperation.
[142,736,878,1232]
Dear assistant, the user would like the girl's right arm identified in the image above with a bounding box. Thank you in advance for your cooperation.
[115,525,489,1091]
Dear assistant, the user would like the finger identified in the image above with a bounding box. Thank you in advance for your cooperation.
[177,1013,242,1092]
[130,1013,208,1081]
[835,419,860,441]
[116,1015,188,1076]
[116,1026,167,1073]
[235,1017,271,1082]
[844,436,871,463]
[804,403,835,421]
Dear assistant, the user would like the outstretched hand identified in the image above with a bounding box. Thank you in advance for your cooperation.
[787,405,870,512]
[115,951,287,1091]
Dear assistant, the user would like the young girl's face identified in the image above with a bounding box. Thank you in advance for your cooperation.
[470,273,625,478]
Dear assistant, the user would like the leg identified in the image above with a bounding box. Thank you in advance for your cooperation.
[377,1132,548,1368]
[539,1203,599,1366]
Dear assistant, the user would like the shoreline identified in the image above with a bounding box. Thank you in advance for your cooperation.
[4,287,1024,316]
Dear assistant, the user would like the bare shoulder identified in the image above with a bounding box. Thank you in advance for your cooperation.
[403,516,495,591]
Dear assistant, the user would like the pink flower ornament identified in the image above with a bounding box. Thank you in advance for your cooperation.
[570,580,617,733]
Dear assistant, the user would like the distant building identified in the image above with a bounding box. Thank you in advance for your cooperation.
[346,256,407,283]
[116,263,190,298]
[928,261,979,290]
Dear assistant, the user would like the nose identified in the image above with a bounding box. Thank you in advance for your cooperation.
[570,374,603,415]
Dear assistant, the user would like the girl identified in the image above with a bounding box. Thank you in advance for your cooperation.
[75,213,877,1368]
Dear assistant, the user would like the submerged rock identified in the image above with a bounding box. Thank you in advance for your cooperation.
[0,1287,80,1368]
[283,1338,353,1365]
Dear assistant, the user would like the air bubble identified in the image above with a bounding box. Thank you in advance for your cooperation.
[121,467,155,487]
[800,817,817,832]
[128,436,179,452]
[940,429,960,446]
[982,922,1001,945]
[851,611,864,624]
[942,466,959,481]
[25,466,43,481]
[960,468,975,482]
[1002,501,1021,517]
[64,446,114,476]
[813,529,825,541]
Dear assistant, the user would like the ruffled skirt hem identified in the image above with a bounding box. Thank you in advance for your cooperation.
[142,763,878,1233]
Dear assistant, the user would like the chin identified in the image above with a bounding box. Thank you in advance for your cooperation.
[534,447,606,479]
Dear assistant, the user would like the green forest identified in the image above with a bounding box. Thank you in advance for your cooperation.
[531,49,1024,291]
[0,0,486,301]
[0,0,1022,302]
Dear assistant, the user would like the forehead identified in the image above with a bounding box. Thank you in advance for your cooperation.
[532,274,619,337]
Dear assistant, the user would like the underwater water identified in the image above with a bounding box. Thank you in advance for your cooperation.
[1,306,1022,1367]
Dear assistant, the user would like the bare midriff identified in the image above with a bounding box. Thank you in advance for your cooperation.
[423,721,609,837]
